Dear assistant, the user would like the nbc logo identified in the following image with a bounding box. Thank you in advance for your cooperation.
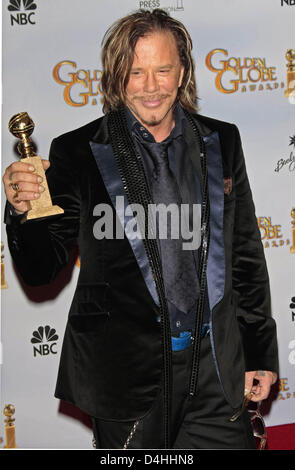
[31,326,58,357]
[8,0,37,26]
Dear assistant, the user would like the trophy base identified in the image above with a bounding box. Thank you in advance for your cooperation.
[1,278,8,289]
[20,155,64,221]
[26,205,64,220]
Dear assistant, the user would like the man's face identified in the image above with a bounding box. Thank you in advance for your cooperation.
[125,31,184,135]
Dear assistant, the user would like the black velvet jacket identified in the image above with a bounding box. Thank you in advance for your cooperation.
[5,110,279,424]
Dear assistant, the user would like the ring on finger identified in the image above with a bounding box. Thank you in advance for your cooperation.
[9,182,20,192]
[9,182,20,202]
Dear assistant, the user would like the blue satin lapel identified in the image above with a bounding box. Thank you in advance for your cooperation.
[89,141,159,306]
[204,132,225,311]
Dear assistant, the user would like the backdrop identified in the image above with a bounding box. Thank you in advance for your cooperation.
[1,0,294,449]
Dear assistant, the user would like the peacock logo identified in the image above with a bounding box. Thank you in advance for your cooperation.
[8,0,37,10]
[31,326,59,357]
[290,297,295,322]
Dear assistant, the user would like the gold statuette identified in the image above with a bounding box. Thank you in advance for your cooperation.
[291,207,295,254]
[284,49,295,98]
[1,242,8,289]
[8,112,64,220]
[3,404,16,449]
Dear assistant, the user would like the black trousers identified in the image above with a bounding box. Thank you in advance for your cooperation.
[92,336,256,449]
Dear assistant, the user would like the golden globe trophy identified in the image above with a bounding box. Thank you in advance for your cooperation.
[8,112,64,220]
[291,207,295,254]
[3,404,16,449]
[284,49,295,98]
[1,242,8,289]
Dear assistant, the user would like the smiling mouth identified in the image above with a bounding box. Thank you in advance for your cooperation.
[135,95,170,108]
[142,99,162,108]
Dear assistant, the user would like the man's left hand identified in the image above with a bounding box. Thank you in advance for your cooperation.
[245,370,277,402]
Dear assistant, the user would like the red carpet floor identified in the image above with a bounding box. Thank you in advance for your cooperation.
[266,423,295,450]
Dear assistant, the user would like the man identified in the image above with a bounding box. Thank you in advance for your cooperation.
[2,9,278,449]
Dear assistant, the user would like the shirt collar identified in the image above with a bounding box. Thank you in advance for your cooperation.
[126,102,186,143]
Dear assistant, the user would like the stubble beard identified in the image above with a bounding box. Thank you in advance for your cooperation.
[127,95,176,128]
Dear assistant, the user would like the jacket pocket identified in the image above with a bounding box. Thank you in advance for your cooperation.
[69,282,111,333]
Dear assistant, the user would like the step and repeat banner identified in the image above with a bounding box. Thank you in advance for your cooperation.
[1,0,294,449]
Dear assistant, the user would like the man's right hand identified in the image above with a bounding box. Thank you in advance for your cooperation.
[2,160,51,215]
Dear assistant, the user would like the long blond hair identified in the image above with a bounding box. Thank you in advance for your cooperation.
[101,9,198,113]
